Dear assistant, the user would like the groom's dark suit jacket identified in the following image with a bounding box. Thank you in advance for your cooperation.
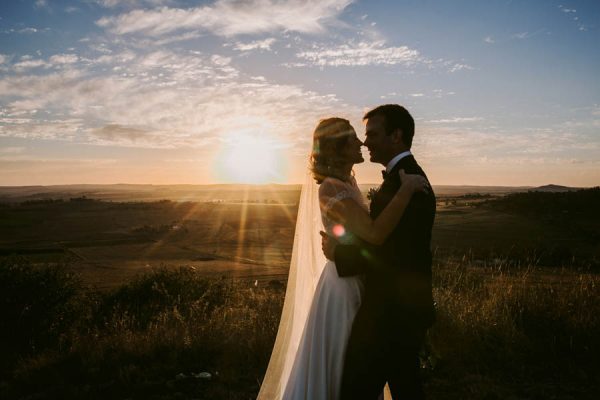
[335,154,436,329]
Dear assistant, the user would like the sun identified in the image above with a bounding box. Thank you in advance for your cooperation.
[214,133,285,184]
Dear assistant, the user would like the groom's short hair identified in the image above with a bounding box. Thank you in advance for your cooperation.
[363,104,415,148]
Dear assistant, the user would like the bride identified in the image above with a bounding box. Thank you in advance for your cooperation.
[257,118,429,400]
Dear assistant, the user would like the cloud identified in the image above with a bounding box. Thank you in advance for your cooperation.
[34,0,50,10]
[291,40,474,73]
[512,32,530,40]
[558,5,588,31]
[449,63,474,73]
[293,40,422,67]
[96,0,353,37]
[559,6,576,13]
[483,36,494,44]
[13,58,49,71]
[415,125,597,169]
[151,31,204,46]
[2,27,48,35]
[93,0,175,7]
[0,146,25,154]
[0,48,347,149]
[232,38,276,52]
[428,117,483,123]
[379,89,456,100]
[0,119,83,140]
[49,54,79,65]
[18,27,38,34]
[511,29,545,40]
[8,53,80,72]
[432,89,455,98]
[91,124,168,147]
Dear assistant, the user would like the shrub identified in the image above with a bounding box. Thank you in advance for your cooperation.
[0,257,84,375]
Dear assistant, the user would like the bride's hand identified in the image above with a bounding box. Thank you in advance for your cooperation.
[399,169,430,194]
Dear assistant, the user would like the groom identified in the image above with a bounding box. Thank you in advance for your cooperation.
[322,104,436,399]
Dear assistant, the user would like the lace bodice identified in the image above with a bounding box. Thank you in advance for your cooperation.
[318,176,368,244]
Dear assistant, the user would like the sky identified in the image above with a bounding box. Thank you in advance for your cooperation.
[0,0,599,187]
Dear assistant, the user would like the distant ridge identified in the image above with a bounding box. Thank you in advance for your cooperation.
[529,184,578,193]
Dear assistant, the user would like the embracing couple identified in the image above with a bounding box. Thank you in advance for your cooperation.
[258,104,436,400]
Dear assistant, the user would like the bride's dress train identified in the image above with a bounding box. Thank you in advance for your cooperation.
[258,175,390,400]
[281,176,366,399]
[282,260,363,399]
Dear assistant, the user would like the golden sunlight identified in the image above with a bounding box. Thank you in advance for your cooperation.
[214,133,286,184]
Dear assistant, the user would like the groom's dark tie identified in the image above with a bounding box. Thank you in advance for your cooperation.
[381,169,389,180]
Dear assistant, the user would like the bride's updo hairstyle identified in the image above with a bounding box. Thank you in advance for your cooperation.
[310,117,353,184]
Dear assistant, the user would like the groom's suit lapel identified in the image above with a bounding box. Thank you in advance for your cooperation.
[370,155,414,219]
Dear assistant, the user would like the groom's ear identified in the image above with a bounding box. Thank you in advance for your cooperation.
[390,128,404,145]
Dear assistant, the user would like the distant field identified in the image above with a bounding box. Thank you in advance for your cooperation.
[0,183,531,203]
[1,186,597,289]
[1,186,598,399]
[0,199,297,289]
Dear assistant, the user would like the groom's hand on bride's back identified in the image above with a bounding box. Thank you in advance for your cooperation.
[320,231,337,261]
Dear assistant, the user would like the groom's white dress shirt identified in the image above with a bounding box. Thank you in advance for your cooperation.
[385,150,412,174]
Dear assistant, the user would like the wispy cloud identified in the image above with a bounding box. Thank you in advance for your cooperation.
[18,27,38,34]
[428,117,483,123]
[291,40,474,73]
[0,146,25,154]
[34,0,50,10]
[558,5,588,31]
[559,6,576,13]
[293,40,421,67]
[13,58,49,71]
[511,29,546,40]
[2,27,49,35]
[483,36,494,44]
[232,38,276,52]
[432,89,455,98]
[93,0,175,8]
[96,0,353,37]
[380,89,456,100]
[512,32,530,39]
[416,125,597,168]
[448,63,473,73]
[0,47,346,149]
[49,54,79,65]
[91,124,169,147]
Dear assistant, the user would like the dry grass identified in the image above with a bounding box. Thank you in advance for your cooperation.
[0,256,598,399]
[427,256,599,399]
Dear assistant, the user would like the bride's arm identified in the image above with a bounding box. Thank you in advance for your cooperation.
[327,170,428,245]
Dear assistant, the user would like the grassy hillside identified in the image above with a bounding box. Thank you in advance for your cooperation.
[1,257,598,399]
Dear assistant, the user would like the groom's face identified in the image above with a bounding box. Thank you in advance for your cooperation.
[364,114,395,166]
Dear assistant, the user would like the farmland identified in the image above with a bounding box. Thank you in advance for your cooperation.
[0,184,598,399]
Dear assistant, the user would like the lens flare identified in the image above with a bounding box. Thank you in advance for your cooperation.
[332,224,345,238]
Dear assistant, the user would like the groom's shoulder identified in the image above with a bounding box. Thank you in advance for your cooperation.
[397,154,423,173]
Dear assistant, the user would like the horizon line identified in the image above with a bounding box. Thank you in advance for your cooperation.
[0,183,594,189]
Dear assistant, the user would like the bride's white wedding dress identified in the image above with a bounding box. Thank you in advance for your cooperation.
[257,173,393,400]
[281,176,366,400]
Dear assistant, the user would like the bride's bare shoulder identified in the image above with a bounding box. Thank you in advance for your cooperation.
[318,177,349,198]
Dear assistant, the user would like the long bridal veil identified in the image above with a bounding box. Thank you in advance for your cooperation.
[257,167,326,399]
